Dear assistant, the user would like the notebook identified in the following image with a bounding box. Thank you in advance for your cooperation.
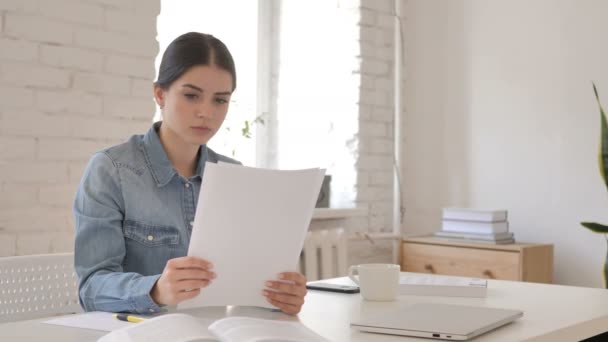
[351,302,523,341]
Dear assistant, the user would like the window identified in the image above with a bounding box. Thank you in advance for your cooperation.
[274,0,360,207]
[157,0,359,207]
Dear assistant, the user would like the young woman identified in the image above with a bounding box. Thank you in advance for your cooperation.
[74,32,307,315]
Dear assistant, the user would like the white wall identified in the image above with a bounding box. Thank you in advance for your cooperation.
[404,0,608,287]
[0,0,159,255]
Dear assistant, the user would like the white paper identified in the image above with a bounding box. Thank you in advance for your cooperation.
[180,163,325,309]
[43,312,133,332]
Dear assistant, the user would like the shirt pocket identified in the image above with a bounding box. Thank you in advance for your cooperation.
[123,220,180,247]
[122,220,182,275]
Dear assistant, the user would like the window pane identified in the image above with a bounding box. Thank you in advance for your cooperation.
[276,0,360,207]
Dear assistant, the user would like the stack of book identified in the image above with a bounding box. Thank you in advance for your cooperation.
[434,208,515,244]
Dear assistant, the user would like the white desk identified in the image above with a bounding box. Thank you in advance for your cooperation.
[1,275,608,341]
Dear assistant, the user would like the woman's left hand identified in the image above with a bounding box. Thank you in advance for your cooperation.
[263,272,307,315]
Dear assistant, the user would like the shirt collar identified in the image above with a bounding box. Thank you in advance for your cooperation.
[142,121,208,187]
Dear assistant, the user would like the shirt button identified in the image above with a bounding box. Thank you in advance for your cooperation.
[147,235,154,241]
[190,221,194,227]
[185,183,190,188]
[149,309,155,313]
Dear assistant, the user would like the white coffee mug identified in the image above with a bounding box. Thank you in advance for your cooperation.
[348,263,400,301]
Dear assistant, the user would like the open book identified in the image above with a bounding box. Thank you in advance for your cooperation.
[98,313,329,342]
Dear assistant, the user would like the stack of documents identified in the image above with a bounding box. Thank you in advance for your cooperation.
[399,273,487,297]
[181,162,325,310]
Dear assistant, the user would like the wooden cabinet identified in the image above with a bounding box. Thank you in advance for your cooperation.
[401,237,553,283]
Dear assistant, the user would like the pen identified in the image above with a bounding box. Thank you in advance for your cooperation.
[113,313,146,323]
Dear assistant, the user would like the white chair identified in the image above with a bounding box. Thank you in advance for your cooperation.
[0,253,81,323]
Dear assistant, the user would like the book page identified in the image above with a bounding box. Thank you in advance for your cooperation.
[98,314,216,342]
[180,163,325,309]
[208,317,329,342]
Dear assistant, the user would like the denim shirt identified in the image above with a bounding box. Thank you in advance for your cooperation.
[74,122,240,314]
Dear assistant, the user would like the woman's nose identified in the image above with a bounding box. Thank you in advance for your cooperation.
[196,102,213,118]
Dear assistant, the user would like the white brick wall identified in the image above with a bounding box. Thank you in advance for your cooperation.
[5,14,73,44]
[353,0,405,257]
[40,45,104,72]
[0,137,36,160]
[0,86,34,109]
[1,63,71,88]
[73,72,131,95]
[0,0,159,255]
[0,38,38,62]
[35,90,103,115]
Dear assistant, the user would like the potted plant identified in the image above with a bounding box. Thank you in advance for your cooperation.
[581,83,608,288]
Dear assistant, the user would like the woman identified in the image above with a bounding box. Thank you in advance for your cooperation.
[74,32,307,315]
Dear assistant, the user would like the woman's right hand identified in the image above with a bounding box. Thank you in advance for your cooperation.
[151,256,215,306]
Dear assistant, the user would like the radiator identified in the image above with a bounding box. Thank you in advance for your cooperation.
[299,228,348,281]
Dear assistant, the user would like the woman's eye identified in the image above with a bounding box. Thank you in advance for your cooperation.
[184,93,198,100]
[215,98,228,104]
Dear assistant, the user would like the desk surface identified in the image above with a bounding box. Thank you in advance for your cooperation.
[1,275,608,341]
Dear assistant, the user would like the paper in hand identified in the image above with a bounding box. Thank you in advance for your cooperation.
[179,162,325,309]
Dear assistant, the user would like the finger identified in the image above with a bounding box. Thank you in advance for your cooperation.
[168,256,213,270]
[265,281,307,297]
[163,268,216,281]
[266,297,301,315]
[179,269,216,281]
[172,279,210,292]
[277,272,306,285]
[174,288,201,302]
[262,290,304,307]
[161,268,216,283]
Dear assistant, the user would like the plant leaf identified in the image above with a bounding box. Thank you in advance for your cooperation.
[604,238,608,288]
[581,221,608,233]
[241,120,251,138]
[593,82,608,191]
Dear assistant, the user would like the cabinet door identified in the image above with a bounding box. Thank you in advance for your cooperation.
[402,243,520,280]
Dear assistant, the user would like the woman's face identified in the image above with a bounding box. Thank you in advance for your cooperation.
[154,64,233,146]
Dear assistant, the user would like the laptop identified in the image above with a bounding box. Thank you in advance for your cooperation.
[351,302,523,341]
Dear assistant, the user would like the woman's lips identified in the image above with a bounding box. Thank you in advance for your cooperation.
[191,126,211,134]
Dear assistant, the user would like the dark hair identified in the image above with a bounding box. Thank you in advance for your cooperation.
[155,32,236,91]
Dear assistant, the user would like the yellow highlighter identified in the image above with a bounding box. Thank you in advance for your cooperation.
[113,313,146,323]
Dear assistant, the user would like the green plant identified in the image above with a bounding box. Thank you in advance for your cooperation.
[581,82,608,288]
[224,113,266,157]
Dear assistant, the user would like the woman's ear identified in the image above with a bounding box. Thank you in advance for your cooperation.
[153,84,165,109]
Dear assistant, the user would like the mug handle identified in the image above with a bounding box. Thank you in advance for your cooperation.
[348,265,360,285]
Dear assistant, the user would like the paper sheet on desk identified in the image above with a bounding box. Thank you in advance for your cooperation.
[43,312,133,332]
[179,162,325,309]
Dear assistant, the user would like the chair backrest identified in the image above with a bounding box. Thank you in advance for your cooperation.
[0,253,81,323]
